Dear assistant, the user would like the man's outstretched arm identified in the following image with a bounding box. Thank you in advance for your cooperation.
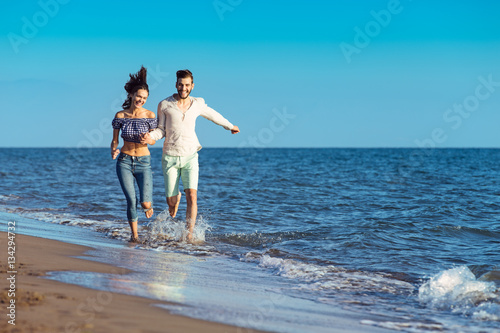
[199,98,238,133]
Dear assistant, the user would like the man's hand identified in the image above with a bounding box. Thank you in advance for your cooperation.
[231,125,240,134]
[111,148,120,159]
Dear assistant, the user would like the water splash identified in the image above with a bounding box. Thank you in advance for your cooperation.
[143,210,211,244]
[418,266,500,321]
[145,210,186,242]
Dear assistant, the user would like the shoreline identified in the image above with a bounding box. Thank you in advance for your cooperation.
[0,232,268,333]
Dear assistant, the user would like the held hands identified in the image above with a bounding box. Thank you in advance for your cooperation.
[231,125,240,134]
[140,132,153,145]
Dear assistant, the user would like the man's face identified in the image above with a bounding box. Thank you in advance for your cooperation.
[176,77,193,100]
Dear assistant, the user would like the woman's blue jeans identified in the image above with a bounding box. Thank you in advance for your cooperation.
[116,153,153,222]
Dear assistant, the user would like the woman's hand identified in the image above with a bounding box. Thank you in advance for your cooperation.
[111,148,120,159]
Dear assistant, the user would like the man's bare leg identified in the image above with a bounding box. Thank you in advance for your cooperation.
[184,188,198,242]
[167,192,182,218]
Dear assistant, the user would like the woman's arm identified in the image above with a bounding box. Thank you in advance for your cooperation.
[111,129,120,159]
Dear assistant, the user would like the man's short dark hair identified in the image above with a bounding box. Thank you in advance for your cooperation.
[176,69,193,83]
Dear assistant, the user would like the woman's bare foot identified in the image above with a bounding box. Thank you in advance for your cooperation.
[128,221,139,243]
[144,207,154,218]
[142,202,154,219]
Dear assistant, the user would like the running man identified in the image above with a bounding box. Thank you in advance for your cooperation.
[141,69,239,242]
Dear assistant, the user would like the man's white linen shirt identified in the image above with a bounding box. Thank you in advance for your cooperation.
[149,95,234,156]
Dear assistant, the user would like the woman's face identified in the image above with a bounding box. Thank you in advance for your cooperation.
[131,88,148,108]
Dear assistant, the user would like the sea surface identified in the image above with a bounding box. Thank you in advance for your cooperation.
[1,147,499,332]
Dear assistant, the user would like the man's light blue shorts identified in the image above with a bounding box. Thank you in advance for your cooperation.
[161,152,199,197]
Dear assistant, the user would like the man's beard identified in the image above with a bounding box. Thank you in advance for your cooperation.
[177,89,191,99]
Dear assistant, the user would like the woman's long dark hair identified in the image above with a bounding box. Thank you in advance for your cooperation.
[122,66,149,109]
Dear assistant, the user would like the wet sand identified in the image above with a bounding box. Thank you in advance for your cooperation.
[0,232,267,333]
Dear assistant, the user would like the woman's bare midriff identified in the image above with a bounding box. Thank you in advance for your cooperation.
[121,141,150,156]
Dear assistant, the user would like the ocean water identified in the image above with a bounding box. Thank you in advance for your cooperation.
[1,147,499,332]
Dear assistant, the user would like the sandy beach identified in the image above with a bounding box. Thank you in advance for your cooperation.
[0,232,268,333]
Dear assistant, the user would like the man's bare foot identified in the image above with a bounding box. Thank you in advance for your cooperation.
[186,232,193,243]
[185,232,204,244]
[185,220,195,243]
[169,193,182,218]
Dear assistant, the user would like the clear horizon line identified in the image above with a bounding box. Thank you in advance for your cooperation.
[1,146,499,149]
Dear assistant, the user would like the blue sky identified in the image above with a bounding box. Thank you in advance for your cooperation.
[1,0,500,148]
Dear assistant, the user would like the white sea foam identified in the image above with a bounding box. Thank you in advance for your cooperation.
[258,254,330,281]
[0,194,20,201]
[360,319,445,332]
[244,253,415,297]
[2,207,102,228]
[418,266,500,321]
